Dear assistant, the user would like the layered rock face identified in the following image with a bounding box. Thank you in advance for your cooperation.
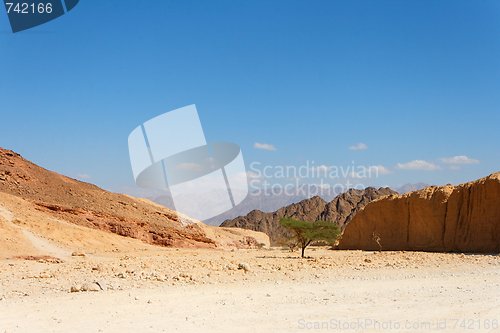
[0,148,269,249]
[338,173,500,253]
[221,187,396,245]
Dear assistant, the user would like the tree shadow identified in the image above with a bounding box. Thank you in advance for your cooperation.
[255,255,314,260]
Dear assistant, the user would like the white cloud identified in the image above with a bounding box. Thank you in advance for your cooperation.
[368,165,391,175]
[396,160,439,171]
[441,155,479,165]
[76,173,91,180]
[349,143,368,151]
[254,142,277,151]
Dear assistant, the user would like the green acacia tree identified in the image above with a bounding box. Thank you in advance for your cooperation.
[280,218,341,258]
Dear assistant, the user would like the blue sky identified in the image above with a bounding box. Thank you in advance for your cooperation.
[0,0,499,192]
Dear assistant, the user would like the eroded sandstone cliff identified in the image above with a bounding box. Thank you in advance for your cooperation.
[338,173,500,252]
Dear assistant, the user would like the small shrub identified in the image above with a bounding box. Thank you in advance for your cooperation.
[372,232,382,252]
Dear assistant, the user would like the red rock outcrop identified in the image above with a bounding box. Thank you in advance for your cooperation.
[338,173,500,252]
[0,148,269,249]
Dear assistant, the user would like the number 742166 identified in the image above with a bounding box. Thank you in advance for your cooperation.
[5,2,53,14]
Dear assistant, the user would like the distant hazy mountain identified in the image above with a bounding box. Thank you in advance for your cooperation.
[143,183,428,225]
[150,184,341,226]
[204,191,313,226]
[220,187,396,245]
[393,183,429,194]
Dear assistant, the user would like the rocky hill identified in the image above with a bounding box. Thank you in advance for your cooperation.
[149,184,341,226]
[0,148,269,257]
[338,173,500,252]
[220,187,396,245]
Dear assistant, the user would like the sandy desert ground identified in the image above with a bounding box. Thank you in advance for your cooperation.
[1,246,499,333]
[1,189,500,332]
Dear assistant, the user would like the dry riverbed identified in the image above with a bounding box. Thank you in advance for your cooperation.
[1,247,499,332]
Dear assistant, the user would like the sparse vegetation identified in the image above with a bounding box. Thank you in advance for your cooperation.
[280,218,341,258]
[372,232,382,252]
